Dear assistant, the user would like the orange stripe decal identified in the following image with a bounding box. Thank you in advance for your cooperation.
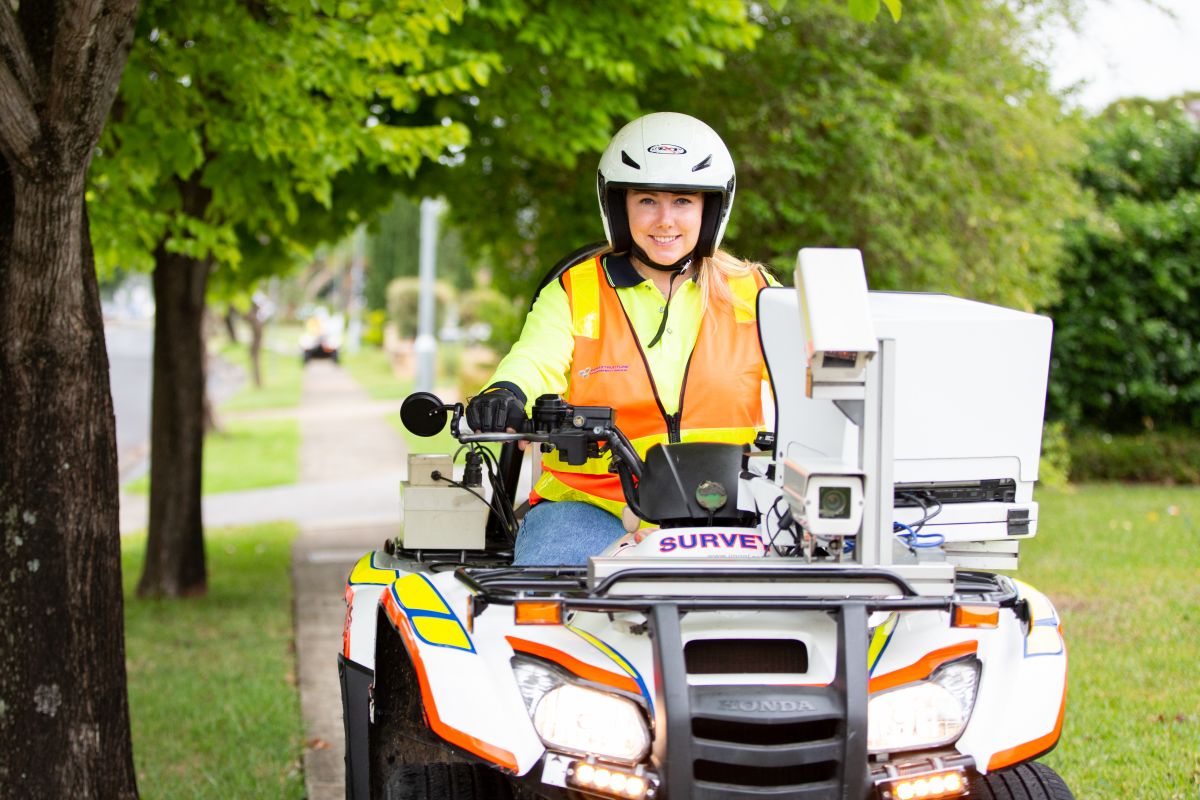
[343,585,355,658]
[381,592,519,772]
[507,636,641,695]
[868,641,978,694]
[987,653,1069,771]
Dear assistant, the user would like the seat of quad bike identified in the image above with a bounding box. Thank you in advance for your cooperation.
[486,241,609,543]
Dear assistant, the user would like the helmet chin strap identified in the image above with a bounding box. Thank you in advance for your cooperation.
[631,244,694,273]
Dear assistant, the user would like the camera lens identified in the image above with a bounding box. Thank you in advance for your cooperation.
[818,486,852,519]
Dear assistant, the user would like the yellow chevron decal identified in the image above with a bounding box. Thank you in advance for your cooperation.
[412,616,473,650]
[568,625,637,678]
[393,573,451,615]
[349,553,403,586]
[388,574,474,652]
[1013,580,1064,657]
[868,612,899,675]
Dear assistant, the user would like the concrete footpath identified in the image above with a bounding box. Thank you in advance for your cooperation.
[291,362,409,800]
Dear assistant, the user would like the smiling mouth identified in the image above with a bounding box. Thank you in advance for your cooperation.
[651,235,680,245]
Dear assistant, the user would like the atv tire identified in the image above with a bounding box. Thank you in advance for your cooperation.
[370,617,468,795]
[971,762,1074,800]
[382,763,514,800]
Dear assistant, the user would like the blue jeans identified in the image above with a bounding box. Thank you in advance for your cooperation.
[514,501,626,566]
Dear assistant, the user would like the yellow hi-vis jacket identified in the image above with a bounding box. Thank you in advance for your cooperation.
[486,253,771,518]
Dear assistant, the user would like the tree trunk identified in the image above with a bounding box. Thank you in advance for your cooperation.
[248,298,265,388]
[0,167,139,796]
[0,1,140,794]
[138,247,212,598]
[202,307,220,435]
[223,306,239,344]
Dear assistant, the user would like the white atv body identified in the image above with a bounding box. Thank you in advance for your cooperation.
[339,250,1071,800]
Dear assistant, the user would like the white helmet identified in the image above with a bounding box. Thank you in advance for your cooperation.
[597,112,736,263]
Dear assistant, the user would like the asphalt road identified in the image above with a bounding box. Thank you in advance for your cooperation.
[105,320,153,479]
[105,319,245,480]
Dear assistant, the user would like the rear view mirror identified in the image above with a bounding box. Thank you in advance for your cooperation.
[400,392,448,437]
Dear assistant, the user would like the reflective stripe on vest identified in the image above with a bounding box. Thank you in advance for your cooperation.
[534,256,767,514]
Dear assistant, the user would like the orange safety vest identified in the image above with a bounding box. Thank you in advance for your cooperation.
[531,255,768,517]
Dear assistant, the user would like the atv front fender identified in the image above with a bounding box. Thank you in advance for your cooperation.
[376,572,545,775]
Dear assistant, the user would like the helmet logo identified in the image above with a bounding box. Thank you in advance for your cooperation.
[648,144,687,155]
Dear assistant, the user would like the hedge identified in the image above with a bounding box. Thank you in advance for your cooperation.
[1068,429,1200,484]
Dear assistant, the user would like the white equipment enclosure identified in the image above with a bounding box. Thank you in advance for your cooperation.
[761,248,1053,573]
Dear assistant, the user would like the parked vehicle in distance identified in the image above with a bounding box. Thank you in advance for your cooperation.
[301,307,342,364]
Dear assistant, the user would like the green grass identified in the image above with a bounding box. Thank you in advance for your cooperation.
[341,346,413,401]
[125,418,300,495]
[219,341,304,412]
[1021,484,1200,798]
[123,523,304,799]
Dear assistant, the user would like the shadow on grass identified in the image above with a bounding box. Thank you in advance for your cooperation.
[123,523,305,799]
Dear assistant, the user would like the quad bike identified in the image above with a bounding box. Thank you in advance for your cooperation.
[338,248,1072,800]
[301,310,343,364]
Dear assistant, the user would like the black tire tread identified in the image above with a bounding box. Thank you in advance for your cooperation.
[971,762,1074,800]
[370,617,465,795]
[382,763,514,800]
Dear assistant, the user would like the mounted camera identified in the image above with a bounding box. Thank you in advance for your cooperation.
[795,248,877,395]
[781,458,865,537]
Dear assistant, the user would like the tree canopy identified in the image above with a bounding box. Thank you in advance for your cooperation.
[88,0,490,285]
[425,0,1080,313]
[86,0,774,596]
[1047,96,1200,431]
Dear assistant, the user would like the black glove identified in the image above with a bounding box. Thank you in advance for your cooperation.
[466,386,527,432]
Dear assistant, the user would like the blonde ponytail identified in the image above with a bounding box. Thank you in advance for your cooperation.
[695,248,768,316]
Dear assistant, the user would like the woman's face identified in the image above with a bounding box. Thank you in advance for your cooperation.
[625,190,703,265]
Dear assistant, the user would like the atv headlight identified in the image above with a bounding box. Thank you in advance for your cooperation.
[868,658,980,753]
[512,656,650,764]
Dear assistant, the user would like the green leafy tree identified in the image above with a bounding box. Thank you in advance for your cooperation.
[0,2,140,795]
[666,0,1082,309]
[408,0,760,293]
[1047,97,1200,431]
[365,195,474,315]
[430,0,1077,314]
[89,0,490,597]
[366,194,421,310]
[89,0,783,596]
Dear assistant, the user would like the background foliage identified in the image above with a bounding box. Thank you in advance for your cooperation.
[1047,98,1200,432]
[402,0,759,295]
[88,0,489,290]
[424,0,1082,312]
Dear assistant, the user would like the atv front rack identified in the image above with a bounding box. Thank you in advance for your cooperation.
[451,564,1019,616]
[450,564,1017,799]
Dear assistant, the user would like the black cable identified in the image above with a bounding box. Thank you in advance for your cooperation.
[484,451,520,540]
[433,448,519,541]
[474,445,519,539]
[431,472,496,516]
[646,269,686,348]
[896,491,943,543]
[766,496,796,557]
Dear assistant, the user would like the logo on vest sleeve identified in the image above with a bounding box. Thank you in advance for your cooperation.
[578,364,630,379]
[647,144,686,155]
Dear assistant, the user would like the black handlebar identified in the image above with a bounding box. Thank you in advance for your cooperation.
[453,394,644,479]
[401,391,657,524]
